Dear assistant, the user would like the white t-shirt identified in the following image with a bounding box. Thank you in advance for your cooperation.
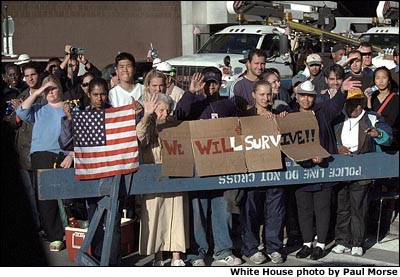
[109,83,144,107]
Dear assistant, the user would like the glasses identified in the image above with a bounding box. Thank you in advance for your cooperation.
[360,52,372,57]
[81,82,89,87]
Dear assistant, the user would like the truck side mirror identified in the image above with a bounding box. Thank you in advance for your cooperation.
[279,34,289,55]
[223,55,231,67]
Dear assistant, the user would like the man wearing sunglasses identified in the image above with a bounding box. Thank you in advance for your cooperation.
[358,42,376,77]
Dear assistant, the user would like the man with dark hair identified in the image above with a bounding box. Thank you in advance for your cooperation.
[108,52,143,108]
[316,64,345,104]
[176,67,242,266]
[9,62,45,233]
[54,44,102,92]
[229,48,267,111]
[358,42,376,77]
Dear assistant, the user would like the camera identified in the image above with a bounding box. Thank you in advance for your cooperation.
[70,47,85,55]
[67,99,80,111]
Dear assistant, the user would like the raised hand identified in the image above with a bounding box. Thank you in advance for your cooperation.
[189,72,205,94]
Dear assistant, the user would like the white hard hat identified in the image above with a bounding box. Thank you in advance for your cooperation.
[156,62,172,75]
[15,54,31,65]
[152,58,162,68]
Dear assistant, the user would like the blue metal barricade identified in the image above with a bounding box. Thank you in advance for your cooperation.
[37,151,399,265]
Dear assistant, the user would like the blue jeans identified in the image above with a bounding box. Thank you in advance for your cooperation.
[188,190,234,261]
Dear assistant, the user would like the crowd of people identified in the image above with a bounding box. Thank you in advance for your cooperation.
[1,41,398,266]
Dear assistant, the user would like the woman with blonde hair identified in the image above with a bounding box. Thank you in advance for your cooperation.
[141,69,167,101]
[16,75,73,252]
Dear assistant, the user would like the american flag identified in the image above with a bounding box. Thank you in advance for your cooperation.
[73,104,139,180]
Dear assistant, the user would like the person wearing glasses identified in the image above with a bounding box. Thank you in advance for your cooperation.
[63,72,96,109]
[357,42,376,77]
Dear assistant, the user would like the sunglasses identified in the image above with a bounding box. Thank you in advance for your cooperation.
[81,82,90,87]
[360,52,372,57]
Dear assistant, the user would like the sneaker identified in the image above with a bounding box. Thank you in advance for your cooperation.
[213,255,243,266]
[351,247,363,256]
[332,244,351,254]
[267,252,284,264]
[152,260,165,266]
[171,259,186,266]
[191,259,206,266]
[242,251,267,265]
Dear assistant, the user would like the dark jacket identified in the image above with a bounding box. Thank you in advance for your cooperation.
[10,88,45,169]
[291,87,347,191]
[334,110,392,154]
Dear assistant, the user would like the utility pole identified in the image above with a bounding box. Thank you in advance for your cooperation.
[5,5,9,55]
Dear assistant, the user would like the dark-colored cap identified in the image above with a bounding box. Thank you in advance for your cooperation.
[297,80,316,95]
[109,64,117,76]
[239,50,250,64]
[202,67,222,85]
[332,43,346,53]
[292,74,307,87]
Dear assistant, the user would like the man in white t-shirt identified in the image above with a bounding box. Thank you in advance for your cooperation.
[108,52,144,109]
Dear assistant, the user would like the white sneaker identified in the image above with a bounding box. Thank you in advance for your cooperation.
[332,244,351,254]
[267,252,284,264]
[171,259,186,266]
[351,247,363,256]
[152,260,165,266]
[242,251,267,265]
[213,255,243,266]
[191,259,206,266]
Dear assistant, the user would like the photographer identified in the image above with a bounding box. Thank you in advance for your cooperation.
[54,44,102,93]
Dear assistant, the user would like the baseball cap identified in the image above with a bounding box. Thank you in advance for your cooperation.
[109,64,117,76]
[297,80,316,95]
[202,67,222,84]
[239,50,250,64]
[306,54,322,66]
[292,74,307,87]
[347,88,364,100]
[15,54,31,65]
[332,43,346,53]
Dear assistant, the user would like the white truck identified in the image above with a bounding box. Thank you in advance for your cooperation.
[165,1,350,96]
[358,1,399,69]
[166,24,293,96]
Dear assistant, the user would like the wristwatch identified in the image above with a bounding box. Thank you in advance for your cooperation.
[83,60,89,65]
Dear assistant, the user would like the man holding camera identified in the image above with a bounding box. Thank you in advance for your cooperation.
[54,45,102,99]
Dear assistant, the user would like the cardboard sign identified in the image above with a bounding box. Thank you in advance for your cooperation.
[239,116,282,172]
[275,111,330,161]
[158,121,194,177]
[189,117,247,176]
[159,112,331,177]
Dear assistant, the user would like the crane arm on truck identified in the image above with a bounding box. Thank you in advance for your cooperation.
[227,1,337,30]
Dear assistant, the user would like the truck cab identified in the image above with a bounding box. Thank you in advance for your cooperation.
[166,24,292,96]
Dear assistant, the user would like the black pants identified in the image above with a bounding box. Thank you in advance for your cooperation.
[31,151,65,242]
[241,187,285,256]
[335,182,369,247]
[295,188,332,244]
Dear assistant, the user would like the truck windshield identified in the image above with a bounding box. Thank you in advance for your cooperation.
[358,33,399,50]
[197,34,261,54]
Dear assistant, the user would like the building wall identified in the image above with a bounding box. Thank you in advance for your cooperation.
[1,1,182,69]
